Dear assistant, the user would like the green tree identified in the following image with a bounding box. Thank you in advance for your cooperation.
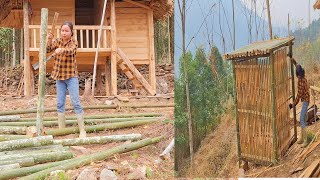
[174,46,232,175]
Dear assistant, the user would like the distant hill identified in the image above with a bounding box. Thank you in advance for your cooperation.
[174,0,287,77]
[292,18,320,46]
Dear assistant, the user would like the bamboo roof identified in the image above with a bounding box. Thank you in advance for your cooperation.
[223,36,295,60]
[147,0,174,20]
[314,0,320,9]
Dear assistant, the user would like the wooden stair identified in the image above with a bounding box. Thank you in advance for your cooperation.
[117,48,156,95]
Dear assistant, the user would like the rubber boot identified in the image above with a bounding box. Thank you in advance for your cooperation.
[302,129,308,148]
[57,112,66,129]
[297,127,304,144]
[76,112,86,138]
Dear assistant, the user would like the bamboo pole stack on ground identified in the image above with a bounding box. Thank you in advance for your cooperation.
[0,137,162,180]
[0,104,174,116]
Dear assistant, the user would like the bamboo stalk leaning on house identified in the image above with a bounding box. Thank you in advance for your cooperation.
[289,58,310,147]
[47,21,86,138]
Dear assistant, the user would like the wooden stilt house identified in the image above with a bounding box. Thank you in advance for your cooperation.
[0,0,173,96]
[224,37,297,164]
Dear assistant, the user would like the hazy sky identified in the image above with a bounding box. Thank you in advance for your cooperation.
[241,0,320,30]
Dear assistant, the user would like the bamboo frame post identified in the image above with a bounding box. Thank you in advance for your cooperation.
[92,0,108,96]
[232,61,242,167]
[148,9,156,91]
[23,0,31,96]
[36,8,48,136]
[270,50,278,163]
[110,0,117,96]
[289,42,297,142]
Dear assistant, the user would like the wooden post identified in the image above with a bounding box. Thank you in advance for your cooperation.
[266,0,273,39]
[232,61,242,166]
[270,50,278,163]
[36,8,48,136]
[105,59,111,96]
[148,9,156,91]
[97,67,102,96]
[167,17,171,64]
[23,0,31,96]
[30,57,35,95]
[20,28,24,64]
[110,0,117,96]
[289,42,297,142]
[12,29,16,67]
[92,0,108,95]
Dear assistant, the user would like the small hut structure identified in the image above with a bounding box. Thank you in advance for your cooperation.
[0,0,174,96]
[224,37,297,164]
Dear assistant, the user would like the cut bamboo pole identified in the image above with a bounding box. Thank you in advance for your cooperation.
[0,115,20,122]
[160,139,174,159]
[92,0,108,95]
[232,60,242,165]
[19,137,161,180]
[0,105,117,116]
[0,163,20,171]
[45,119,156,136]
[0,137,160,180]
[0,126,26,135]
[110,0,117,95]
[36,8,48,136]
[0,117,159,126]
[0,104,173,116]
[20,113,162,122]
[0,151,73,163]
[270,50,278,163]
[0,145,67,156]
[23,0,31,96]
[0,134,31,142]
[289,42,297,142]
[0,157,35,167]
[0,135,53,152]
[52,134,142,146]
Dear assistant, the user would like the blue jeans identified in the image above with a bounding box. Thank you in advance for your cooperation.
[300,101,309,128]
[56,77,83,114]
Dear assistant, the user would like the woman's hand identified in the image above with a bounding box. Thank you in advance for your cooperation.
[48,32,54,40]
[55,48,63,54]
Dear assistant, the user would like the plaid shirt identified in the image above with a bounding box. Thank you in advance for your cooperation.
[294,77,310,106]
[47,38,78,80]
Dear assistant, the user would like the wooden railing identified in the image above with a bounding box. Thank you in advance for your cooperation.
[29,25,111,52]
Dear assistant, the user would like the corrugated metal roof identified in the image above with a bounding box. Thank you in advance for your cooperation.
[223,36,294,60]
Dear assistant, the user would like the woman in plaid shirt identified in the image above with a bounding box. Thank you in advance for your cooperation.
[47,21,86,138]
[289,59,309,147]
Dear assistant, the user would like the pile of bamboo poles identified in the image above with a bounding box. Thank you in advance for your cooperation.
[0,111,164,179]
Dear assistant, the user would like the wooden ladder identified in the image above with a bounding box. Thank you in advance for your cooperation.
[117,48,156,95]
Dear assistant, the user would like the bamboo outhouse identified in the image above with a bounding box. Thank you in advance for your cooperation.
[0,0,173,96]
[224,37,297,164]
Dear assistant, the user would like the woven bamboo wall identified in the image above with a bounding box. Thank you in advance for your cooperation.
[234,47,293,163]
[273,47,292,157]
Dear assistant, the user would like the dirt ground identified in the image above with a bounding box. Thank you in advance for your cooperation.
[0,91,174,179]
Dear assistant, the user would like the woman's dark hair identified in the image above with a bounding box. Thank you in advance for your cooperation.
[296,64,305,78]
[61,21,74,36]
